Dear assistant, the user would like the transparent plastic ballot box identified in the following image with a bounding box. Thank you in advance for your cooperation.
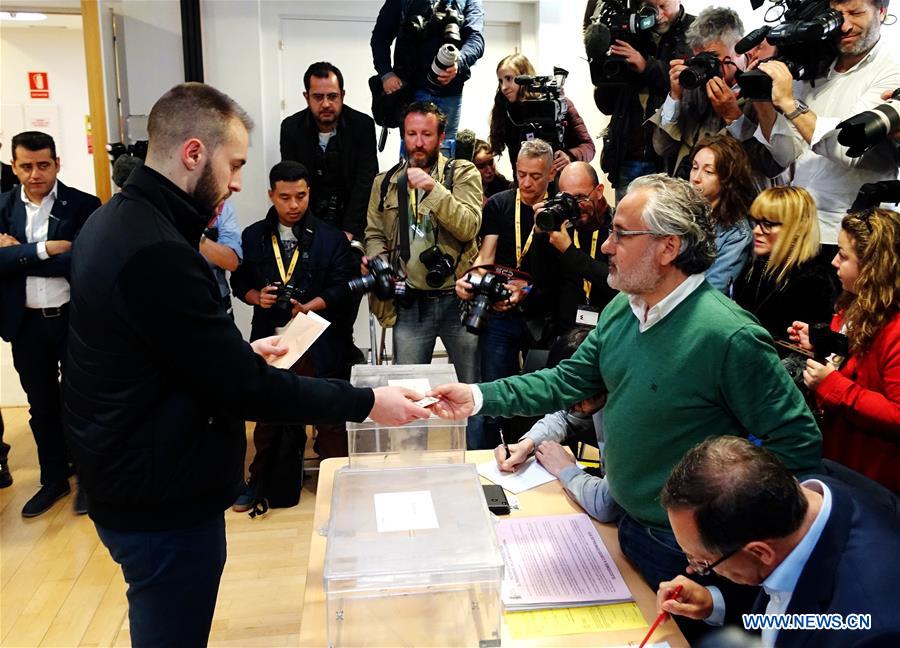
[323,463,504,648]
[348,364,466,469]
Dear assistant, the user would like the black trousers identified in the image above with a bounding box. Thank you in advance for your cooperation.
[0,410,8,462]
[10,307,70,486]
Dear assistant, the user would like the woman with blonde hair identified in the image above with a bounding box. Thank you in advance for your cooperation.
[732,186,834,337]
[790,208,900,492]
[488,53,594,176]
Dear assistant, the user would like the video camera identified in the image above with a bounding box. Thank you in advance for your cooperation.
[507,68,569,151]
[347,256,407,301]
[535,193,581,233]
[735,0,841,101]
[838,89,900,158]
[851,180,900,211]
[584,0,657,84]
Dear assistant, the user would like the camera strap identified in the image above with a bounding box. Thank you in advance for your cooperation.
[397,168,411,262]
[573,229,600,299]
[514,189,535,268]
[270,234,300,284]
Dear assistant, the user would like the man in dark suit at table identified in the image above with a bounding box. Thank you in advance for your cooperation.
[280,61,378,242]
[0,130,100,517]
[657,436,900,647]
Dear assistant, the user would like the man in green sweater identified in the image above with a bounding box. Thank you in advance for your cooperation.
[431,174,822,624]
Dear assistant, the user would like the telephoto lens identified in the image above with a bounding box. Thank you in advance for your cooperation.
[427,43,460,91]
[837,88,900,157]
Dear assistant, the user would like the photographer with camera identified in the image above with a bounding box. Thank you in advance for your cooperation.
[280,62,378,241]
[489,54,594,177]
[755,0,900,257]
[371,0,484,140]
[544,162,618,324]
[364,101,481,379]
[788,208,900,493]
[584,0,694,202]
[230,161,360,509]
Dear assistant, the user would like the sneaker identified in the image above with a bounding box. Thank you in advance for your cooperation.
[22,481,70,518]
[73,486,88,515]
[232,480,258,513]
[0,459,11,489]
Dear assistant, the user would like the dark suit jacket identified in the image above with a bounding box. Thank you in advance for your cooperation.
[0,181,101,342]
[759,478,900,647]
[279,104,377,239]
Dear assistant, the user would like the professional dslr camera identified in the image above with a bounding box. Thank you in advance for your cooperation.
[735,0,841,101]
[347,256,407,300]
[850,180,900,211]
[405,0,464,44]
[270,281,305,328]
[584,0,657,83]
[419,245,456,288]
[462,272,512,334]
[778,323,848,388]
[507,68,569,151]
[678,51,723,90]
[837,89,900,158]
[535,193,581,233]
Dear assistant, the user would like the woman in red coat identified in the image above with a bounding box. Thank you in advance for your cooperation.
[789,208,900,492]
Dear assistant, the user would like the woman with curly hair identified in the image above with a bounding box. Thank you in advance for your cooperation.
[688,134,754,293]
[732,186,835,338]
[488,53,594,177]
[789,208,900,492]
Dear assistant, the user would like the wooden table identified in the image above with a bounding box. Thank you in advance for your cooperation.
[298,452,688,647]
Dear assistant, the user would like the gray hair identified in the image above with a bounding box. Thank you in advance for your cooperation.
[518,138,553,169]
[627,174,717,275]
[685,7,744,51]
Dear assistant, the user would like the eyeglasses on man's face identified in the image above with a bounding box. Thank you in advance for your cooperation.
[607,227,660,243]
[687,546,741,576]
[749,217,782,235]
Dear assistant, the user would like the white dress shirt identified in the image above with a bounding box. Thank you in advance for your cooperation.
[756,40,900,244]
[22,181,70,308]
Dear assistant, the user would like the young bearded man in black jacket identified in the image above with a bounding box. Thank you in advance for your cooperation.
[279,62,378,241]
[230,161,358,510]
[63,83,430,647]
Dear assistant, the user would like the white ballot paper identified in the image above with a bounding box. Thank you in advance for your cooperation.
[477,457,557,494]
[497,513,633,611]
[387,378,432,394]
[373,490,440,533]
[268,311,330,369]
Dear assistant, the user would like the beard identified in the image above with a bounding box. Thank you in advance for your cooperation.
[606,242,664,295]
[407,145,440,170]
[193,159,227,217]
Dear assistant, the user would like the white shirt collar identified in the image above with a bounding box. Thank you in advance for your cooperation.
[827,38,881,78]
[627,273,706,332]
[21,179,59,207]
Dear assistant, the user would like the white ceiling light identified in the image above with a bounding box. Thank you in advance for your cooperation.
[1,12,48,22]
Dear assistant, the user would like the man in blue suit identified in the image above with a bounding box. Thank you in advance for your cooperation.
[0,131,100,517]
[656,436,900,647]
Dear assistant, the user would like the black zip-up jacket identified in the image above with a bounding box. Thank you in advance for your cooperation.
[64,165,374,531]
[230,207,357,372]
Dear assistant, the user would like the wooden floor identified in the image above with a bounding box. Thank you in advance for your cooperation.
[0,406,320,647]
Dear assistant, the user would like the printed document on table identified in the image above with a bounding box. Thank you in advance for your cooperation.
[505,602,647,638]
[497,513,633,610]
[477,457,556,494]
[269,311,330,369]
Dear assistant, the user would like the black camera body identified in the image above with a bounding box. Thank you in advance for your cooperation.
[404,0,463,44]
[347,256,407,300]
[535,192,581,233]
[270,281,304,328]
[464,272,512,334]
[780,322,849,388]
[838,88,900,158]
[679,51,722,90]
[736,0,841,101]
[851,180,900,211]
[585,0,657,84]
[509,68,569,151]
[419,245,456,288]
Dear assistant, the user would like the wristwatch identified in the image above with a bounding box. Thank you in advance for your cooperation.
[781,100,809,121]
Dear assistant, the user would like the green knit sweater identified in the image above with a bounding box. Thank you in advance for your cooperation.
[480,282,822,530]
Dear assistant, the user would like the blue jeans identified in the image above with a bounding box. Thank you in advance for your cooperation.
[473,312,528,450]
[617,513,688,591]
[413,89,462,140]
[615,160,658,204]
[95,515,227,647]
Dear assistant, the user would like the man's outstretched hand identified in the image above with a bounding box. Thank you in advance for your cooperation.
[428,383,475,419]
[369,386,432,426]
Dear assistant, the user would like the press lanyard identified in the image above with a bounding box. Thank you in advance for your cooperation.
[573,229,600,299]
[514,190,535,268]
[271,234,300,283]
